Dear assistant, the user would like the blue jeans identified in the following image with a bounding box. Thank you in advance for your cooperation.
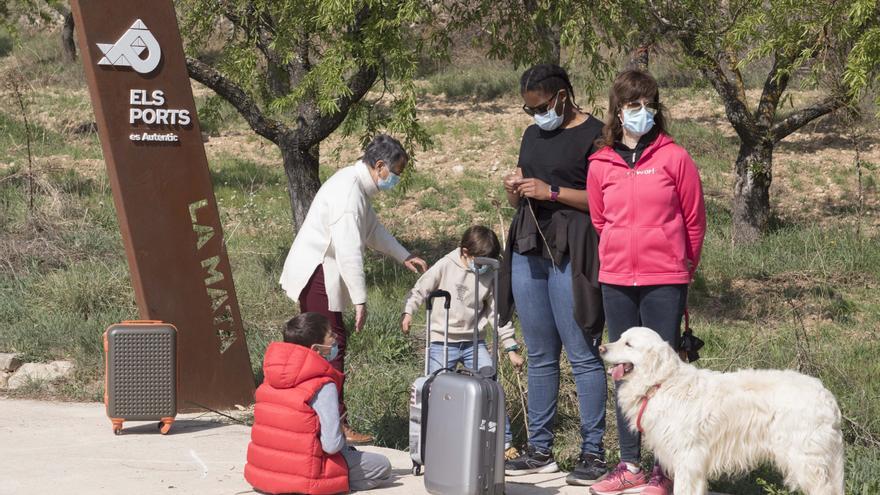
[511,252,607,456]
[602,283,687,464]
[429,341,513,446]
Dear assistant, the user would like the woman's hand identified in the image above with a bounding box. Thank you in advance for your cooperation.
[503,171,522,194]
[514,177,551,201]
[404,255,428,273]
[400,313,412,334]
[355,304,367,332]
[504,169,524,207]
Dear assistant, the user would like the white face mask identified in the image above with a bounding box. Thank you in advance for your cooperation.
[621,106,656,137]
[533,94,566,131]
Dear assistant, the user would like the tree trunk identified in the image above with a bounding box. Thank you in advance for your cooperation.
[281,143,322,231]
[732,141,773,244]
[542,26,561,66]
[626,40,651,71]
[62,12,77,62]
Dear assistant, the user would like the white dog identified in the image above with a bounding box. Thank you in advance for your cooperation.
[599,326,844,495]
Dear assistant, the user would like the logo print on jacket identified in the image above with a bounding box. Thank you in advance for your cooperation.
[97,19,161,74]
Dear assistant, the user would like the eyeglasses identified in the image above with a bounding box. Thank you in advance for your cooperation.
[522,91,561,116]
[621,99,659,114]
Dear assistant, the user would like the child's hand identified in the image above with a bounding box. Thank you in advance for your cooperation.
[508,351,525,369]
[401,313,412,334]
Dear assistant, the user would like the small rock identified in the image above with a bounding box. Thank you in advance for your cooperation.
[0,353,22,372]
[452,165,465,175]
[7,361,74,390]
[0,371,10,389]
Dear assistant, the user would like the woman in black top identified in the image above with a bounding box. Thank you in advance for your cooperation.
[500,64,608,485]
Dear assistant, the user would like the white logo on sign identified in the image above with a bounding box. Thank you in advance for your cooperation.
[97,19,161,74]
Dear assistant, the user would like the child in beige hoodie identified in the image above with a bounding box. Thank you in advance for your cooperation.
[401,225,524,453]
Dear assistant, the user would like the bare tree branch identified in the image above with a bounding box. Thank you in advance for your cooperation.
[647,0,757,140]
[756,53,791,128]
[185,57,289,144]
[307,64,379,144]
[726,48,748,108]
[680,35,758,141]
[770,97,842,142]
[217,2,291,97]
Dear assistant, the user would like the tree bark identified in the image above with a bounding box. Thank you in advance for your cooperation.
[627,41,651,71]
[541,24,561,65]
[281,143,321,231]
[732,141,773,244]
[62,12,76,62]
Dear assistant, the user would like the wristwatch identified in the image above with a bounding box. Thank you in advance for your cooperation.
[549,185,560,202]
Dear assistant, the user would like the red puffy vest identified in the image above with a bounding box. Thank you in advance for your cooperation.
[244,342,349,494]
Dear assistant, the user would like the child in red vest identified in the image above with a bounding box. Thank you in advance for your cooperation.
[245,312,391,494]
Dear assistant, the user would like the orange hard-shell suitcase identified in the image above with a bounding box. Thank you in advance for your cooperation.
[103,320,178,435]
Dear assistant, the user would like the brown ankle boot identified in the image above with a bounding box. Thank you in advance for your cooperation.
[343,423,373,445]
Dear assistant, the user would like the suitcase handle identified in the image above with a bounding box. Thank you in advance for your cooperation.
[121,320,164,324]
[471,258,500,377]
[424,290,452,376]
[425,290,451,311]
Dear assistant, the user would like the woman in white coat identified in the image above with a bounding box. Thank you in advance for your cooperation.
[279,134,427,443]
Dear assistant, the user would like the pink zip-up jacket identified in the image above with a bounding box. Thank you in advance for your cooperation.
[587,133,706,286]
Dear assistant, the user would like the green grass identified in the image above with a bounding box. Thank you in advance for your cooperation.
[426,65,520,100]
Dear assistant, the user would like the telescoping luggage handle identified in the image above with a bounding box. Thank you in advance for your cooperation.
[472,257,500,378]
[424,290,452,376]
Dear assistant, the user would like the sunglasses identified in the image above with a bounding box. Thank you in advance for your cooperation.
[522,91,561,116]
[621,99,659,114]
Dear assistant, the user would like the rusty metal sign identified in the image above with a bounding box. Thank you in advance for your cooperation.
[71,0,255,411]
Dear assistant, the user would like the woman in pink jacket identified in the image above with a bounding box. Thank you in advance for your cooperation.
[586,70,706,495]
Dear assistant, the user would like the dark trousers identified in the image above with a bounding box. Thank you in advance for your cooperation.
[601,283,687,464]
[299,265,349,419]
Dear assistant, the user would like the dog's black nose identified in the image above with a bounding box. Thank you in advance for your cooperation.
[598,345,607,354]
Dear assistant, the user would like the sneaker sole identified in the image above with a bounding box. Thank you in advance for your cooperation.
[565,475,602,486]
[589,486,646,495]
[504,461,559,476]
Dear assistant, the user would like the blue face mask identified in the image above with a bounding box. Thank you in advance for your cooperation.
[316,343,339,362]
[622,106,656,137]
[468,259,490,275]
[377,169,401,191]
[533,95,566,131]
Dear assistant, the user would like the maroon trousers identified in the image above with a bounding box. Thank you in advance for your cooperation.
[299,265,349,419]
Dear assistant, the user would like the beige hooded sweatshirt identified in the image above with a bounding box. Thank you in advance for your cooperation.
[403,248,516,350]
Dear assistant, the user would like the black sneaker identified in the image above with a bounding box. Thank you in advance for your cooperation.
[504,444,559,476]
[565,452,607,486]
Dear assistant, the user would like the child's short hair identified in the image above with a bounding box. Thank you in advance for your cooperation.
[460,225,501,259]
[283,312,330,347]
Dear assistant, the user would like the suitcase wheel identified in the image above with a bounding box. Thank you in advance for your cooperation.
[412,463,421,476]
[158,420,173,435]
[111,419,124,435]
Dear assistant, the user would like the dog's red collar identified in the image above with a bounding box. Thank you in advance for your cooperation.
[636,384,662,434]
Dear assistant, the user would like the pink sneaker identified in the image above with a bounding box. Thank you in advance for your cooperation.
[641,465,673,495]
[589,462,648,495]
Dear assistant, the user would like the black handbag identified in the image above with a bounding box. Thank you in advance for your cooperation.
[678,309,704,363]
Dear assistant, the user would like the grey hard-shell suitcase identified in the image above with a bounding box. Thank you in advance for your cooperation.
[409,289,452,476]
[103,320,178,435]
[423,257,505,495]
